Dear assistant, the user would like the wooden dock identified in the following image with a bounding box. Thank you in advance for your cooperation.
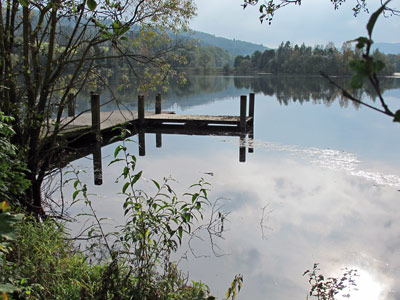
[58,93,255,143]
[54,93,255,185]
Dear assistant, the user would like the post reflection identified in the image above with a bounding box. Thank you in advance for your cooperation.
[93,139,103,185]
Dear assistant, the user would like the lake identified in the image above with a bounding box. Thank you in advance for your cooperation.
[62,75,400,300]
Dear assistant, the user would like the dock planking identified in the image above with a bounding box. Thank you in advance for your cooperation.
[57,92,254,142]
[144,113,253,126]
[52,93,256,183]
[57,111,253,141]
[58,110,166,139]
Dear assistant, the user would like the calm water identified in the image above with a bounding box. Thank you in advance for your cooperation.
[64,75,400,299]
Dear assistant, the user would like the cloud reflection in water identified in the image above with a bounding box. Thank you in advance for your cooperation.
[128,137,399,300]
[65,135,400,300]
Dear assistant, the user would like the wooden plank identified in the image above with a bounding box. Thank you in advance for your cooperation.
[142,126,247,136]
[55,109,253,146]
[145,113,252,125]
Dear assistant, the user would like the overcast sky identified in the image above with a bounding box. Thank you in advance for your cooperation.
[190,0,399,48]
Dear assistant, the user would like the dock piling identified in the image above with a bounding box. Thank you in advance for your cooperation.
[155,93,162,114]
[90,92,101,141]
[249,93,255,124]
[239,133,246,162]
[249,132,254,153]
[138,95,145,122]
[139,131,146,156]
[93,140,103,185]
[249,92,255,153]
[156,133,162,148]
[240,95,247,131]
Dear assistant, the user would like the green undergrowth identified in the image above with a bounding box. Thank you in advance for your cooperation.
[0,215,212,300]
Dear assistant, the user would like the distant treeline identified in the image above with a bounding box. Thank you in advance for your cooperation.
[233,41,400,75]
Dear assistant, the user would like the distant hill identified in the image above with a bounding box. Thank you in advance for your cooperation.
[372,42,400,54]
[181,30,269,56]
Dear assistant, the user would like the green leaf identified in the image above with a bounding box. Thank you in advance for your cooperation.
[191,193,199,203]
[366,0,390,38]
[73,190,80,200]
[131,171,142,186]
[354,36,369,49]
[0,212,23,240]
[123,166,129,178]
[393,110,400,123]
[87,0,97,10]
[18,0,28,7]
[350,74,364,89]
[178,226,183,239]
[114,145,123,158]
[151,179,160,190]
[112,20,120,31]
[122,182,130,194]
[373,60,385,72]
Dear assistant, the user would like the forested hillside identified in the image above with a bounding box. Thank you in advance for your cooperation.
[372,42,400,55]
[180,30,268,56]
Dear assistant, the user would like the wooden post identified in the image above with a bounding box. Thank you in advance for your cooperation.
[91,92,101,141]
[239,133,246,163]
[240,95,247,131]
[156,132,162,148]
[139,131,146,156]
[249,93,255,125]
[93,140,103,185]
[67,93,75,117]
[248,132,254,153]
[155,93,162,114]
[249,93,255,153]
[138,95,145,122]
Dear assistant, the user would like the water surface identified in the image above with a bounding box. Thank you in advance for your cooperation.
[65,75,400,300]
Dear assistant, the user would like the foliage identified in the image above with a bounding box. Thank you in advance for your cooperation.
[0,171,214,300]
[320,0,400,123]
[0,0,196,216]
[171,43,234,74]
[303,263,358,300]
[61,130,218,300]
[1,217,105,299]
[225,274,243,300]
[0,113,30,207]
[234,41,395,75]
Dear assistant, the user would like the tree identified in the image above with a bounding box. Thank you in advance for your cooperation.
[0,0,196,217]
[198,51,215,73]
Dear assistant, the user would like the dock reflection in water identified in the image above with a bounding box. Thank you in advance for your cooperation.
[60,93,255,185]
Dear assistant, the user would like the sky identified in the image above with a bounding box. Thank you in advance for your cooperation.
[189,0,400,48]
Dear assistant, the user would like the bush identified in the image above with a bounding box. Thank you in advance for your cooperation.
[1,217,104,299]
[0,112,30,207]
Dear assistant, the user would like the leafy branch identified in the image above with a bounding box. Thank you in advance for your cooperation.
[323,0,399,123]
[303,263,358,300]
[242,0,398,24]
